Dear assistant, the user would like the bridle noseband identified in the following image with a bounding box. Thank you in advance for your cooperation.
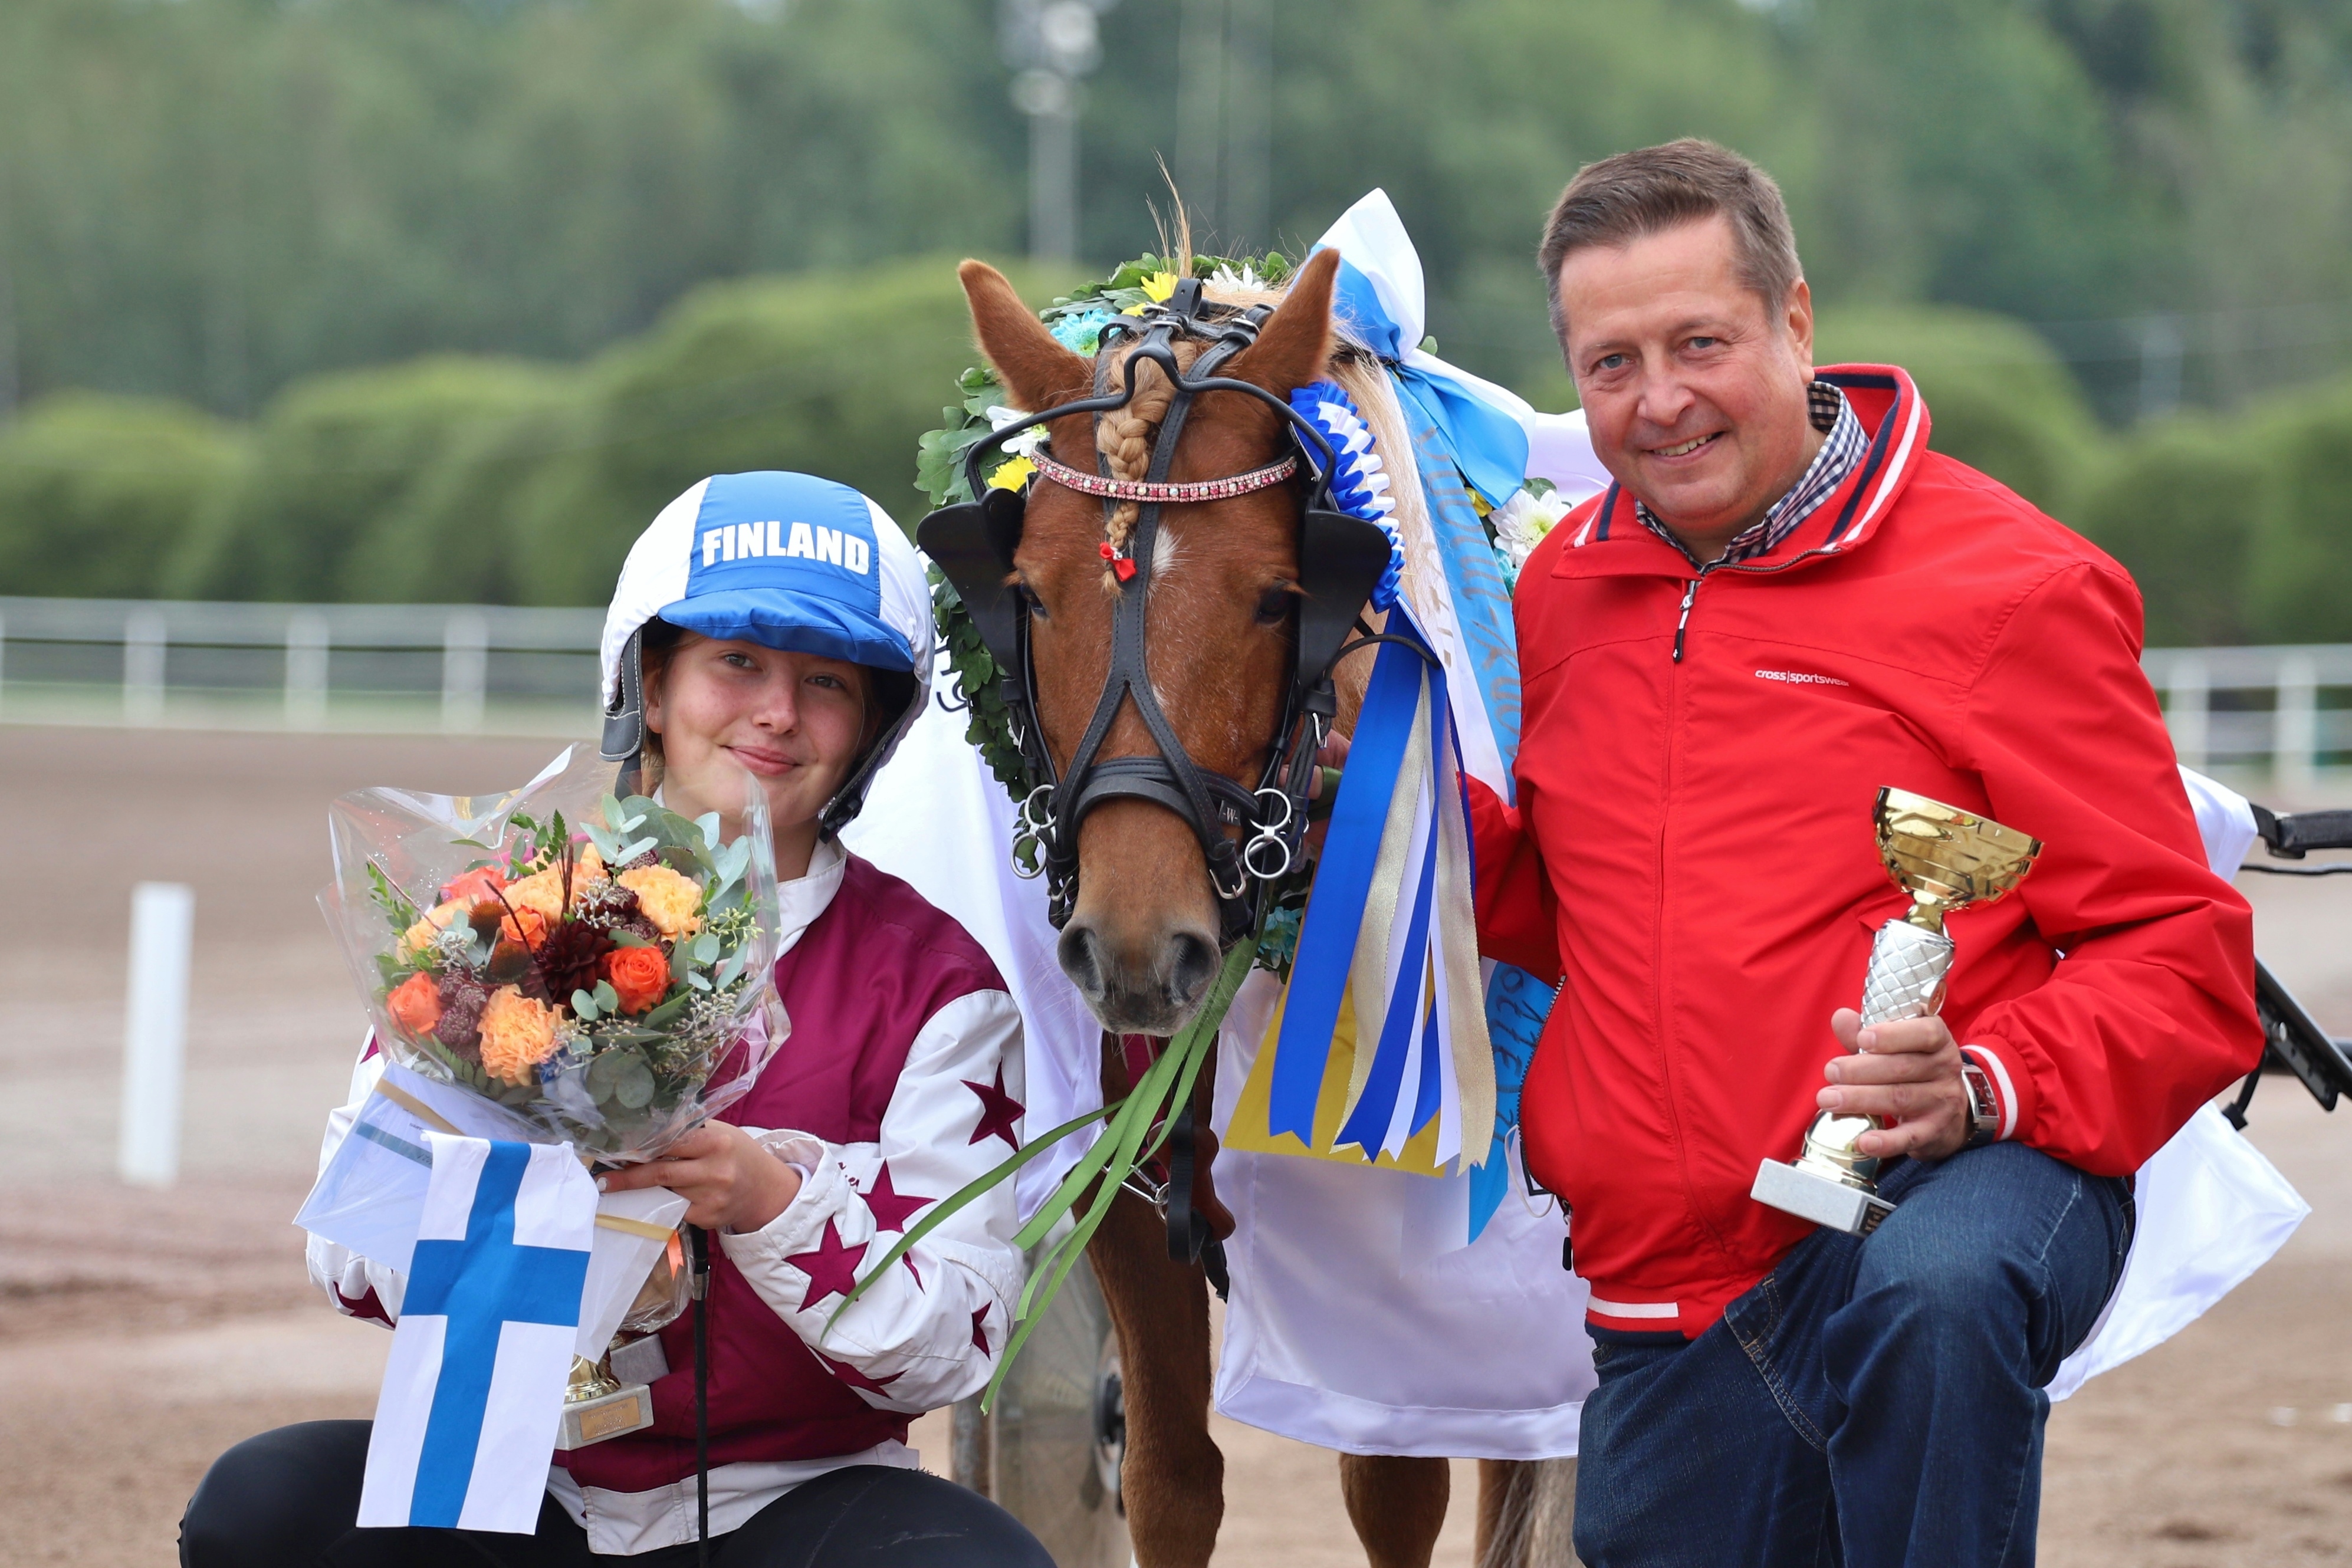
[918,279,1396,946]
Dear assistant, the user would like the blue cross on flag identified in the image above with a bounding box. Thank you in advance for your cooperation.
[359,1134,596,1533]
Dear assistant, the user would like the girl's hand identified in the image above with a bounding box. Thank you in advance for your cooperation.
[599,1122,802,1233]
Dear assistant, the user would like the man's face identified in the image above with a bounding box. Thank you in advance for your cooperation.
[1556,216,1816,554]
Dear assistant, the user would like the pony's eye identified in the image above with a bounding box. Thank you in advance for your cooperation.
[1013,581,1047,620]
[1255,584,1295,624]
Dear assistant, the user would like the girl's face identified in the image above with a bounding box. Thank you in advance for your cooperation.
[643,634,873,853]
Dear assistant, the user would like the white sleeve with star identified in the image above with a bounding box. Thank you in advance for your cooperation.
[717,987,1027,1413]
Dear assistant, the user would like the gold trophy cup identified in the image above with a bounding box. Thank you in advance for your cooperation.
[556,1228,692,1450]
[1750,788,2041,1235]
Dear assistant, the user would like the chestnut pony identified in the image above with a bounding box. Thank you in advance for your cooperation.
[951,249,1576,1568]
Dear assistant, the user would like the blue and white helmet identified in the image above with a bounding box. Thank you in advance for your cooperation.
[599,471,934,830]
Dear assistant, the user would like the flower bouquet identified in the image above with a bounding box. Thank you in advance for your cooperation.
[324,745,785,1161]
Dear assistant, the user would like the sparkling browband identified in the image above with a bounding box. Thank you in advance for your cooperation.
[1032,451,1300,504]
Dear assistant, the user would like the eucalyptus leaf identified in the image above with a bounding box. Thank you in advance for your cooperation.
[691,933,720,964]
[695,811,721,851]
[686,971,711,992]
[571,988,600,1020]
[611,1058,656,1110]
[593,979,620,1012]
[714,948,747,990]
[642,994,689,1029]
[607,929,654,948]
[669,941,692,982]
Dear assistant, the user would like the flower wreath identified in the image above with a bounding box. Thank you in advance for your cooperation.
[917,251,1337,972]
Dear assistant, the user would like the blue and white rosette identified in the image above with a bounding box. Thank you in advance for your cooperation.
[1289,379,1404,612]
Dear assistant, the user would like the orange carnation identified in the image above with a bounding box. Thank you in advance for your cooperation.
[386,971,442,1038]
[617,864,704,938]
[477,985,562,1086]
[600,945,671,1014]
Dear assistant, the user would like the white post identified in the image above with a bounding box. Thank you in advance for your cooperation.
[124,609,167,726]
[2276,653,2318,792]
[2166,656,2209,773]
[441,612,488,733]
[120,882,194,1189]
[285,611,330,730]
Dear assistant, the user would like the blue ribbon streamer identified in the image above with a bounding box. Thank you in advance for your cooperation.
[1267,632,1430,1140]
[1321,254,1532,509]
[1334,805,1440,1156]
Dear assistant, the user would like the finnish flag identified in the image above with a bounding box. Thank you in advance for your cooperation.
[358,1134,596,1533]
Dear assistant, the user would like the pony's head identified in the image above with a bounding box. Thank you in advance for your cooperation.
[955,249,1351,1034]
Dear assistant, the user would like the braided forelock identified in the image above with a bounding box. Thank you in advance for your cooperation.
[1092,337,1207,571]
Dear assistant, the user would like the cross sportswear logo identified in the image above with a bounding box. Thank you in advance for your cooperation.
[700,520,872,574]
[1755,668,1850,687]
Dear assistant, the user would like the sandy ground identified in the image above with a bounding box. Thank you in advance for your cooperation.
[1,723,2348,1566]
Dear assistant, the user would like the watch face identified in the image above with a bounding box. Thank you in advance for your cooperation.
[1963,1064,1999,1127]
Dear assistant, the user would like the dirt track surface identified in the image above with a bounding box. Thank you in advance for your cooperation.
[1,723,2348,1566]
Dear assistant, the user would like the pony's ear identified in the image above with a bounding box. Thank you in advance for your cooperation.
[1229,247,1339,400]
[960,260,1093,416]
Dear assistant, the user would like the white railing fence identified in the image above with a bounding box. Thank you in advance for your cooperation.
[0,594,605,735]
[2144,645,2352,786]
[1,597,2347,773]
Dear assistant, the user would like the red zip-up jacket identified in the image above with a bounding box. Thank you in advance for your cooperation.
[1470,365,2261,1339]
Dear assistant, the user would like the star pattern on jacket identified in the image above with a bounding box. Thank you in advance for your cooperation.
[783,1218,868,1311]
[970,1303,992,1356]
[962,1064,1024,1150]
[862,1162,931,1233]
[813,1347,902,1397]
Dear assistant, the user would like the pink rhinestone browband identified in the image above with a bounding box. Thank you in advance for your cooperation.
[1031,451,1300,504]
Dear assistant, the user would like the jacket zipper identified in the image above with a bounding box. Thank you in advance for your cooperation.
[1667,536,1852,665]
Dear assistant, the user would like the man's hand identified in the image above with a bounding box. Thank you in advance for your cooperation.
[598,1122,802,1233]
[1818,1008,1970,1162]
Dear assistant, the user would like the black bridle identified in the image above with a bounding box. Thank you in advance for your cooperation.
[917,279,1395,945]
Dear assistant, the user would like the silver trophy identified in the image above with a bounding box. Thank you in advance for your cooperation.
[1751,787,2041,1235]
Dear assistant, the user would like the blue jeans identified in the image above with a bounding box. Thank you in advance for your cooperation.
[1574,1142,2133,1568]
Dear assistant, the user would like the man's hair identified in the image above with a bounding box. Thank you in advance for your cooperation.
[1539,139,1802,338]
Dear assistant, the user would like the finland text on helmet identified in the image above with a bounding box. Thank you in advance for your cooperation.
[598,471,935,830]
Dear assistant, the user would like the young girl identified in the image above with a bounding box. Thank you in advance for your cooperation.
[182,472,1049,1566]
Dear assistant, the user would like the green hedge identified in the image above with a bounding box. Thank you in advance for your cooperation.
[0,395,248,599]
[1813,304,2102,515]
[11,274,2352,649]
[500,256,1075,605]
[166,356,573,601]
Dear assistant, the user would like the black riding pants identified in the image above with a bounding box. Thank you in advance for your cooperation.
[180,1421,1054,1568]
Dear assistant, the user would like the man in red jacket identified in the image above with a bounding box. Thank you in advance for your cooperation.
[1471,140,2261,1566]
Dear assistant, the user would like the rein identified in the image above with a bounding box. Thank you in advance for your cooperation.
[921,279,1395,948]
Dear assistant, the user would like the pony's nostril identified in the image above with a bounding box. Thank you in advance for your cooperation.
[1164,932,1218,1011]
[1058,924,1108,998]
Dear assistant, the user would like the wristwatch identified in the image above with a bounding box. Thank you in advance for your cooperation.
[1960,1060,2001,1150]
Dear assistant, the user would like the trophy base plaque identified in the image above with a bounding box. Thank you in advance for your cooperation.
[556,1381,656,1449]
[554,1352,656,1450]
[1752,1157,1894,1236]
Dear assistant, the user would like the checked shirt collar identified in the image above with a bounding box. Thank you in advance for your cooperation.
[1635,381,1864,567]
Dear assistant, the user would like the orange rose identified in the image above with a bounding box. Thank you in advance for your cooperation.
[499,904,550,946]
[600,945,672,1014]
[440,864,508,905]
[386,971,442,1038]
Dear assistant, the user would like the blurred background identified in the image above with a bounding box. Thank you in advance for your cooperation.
[2,0,2352,639]
[5,1,2352,1564]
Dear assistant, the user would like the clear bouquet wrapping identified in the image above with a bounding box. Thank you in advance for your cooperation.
[323,745,787,1162]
